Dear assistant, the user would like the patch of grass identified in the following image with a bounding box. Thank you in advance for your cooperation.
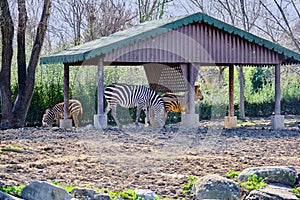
[292,188,300,198]
[0,185,25,197]
[239,174,268,191]
[64,185,76,193]
[5,145,24,151]
[226,170,241,179]
[182,174,197,196]
[119,189,139,199]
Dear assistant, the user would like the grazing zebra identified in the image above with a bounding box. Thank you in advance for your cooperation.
[42,99,83,128]
[161,84,204,114]
[104,83,165,128]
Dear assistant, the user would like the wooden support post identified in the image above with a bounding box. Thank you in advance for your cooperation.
[271,63,284,129]
[63,63,70,119]
[225,64,237,128]
[180,63,199,128]
[60,63,72,128]
[187,64,196,114]
[97,57,104,115]
[275,64,281,115]
[94,56,107,129]
[229,64,234,117]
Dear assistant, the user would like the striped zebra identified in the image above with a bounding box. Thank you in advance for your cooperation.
[42,99,83,128]
[104,83,165,128]
[161,84,204,114]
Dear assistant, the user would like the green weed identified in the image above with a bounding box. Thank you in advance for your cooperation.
[182,174,197,195]
[5,145,24,151]
[0,185,25,197]
[292,188,300,198]
[239,174,268,191]
[226,170,241,178]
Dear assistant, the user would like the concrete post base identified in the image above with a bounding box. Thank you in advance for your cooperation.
[181,114,199,128]
[224,116,237,128]
[271,115,285,130]
[59,119,73,129]
[94,114,107,129]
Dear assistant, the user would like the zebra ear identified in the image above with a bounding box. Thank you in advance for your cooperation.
[45,109,50,114]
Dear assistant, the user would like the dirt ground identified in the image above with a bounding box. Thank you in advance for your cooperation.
[1,117,300,199]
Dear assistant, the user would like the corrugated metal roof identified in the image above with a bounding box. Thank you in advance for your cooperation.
[40,12,300,65]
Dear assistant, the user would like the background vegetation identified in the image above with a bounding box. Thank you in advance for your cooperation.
[9,63,300,126]
[1,0,300,126]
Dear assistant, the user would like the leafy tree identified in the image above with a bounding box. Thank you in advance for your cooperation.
[0,0,51,128]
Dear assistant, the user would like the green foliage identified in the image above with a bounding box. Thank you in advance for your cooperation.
[239,174,268,191]
[5,145,24,151]
[5,60,300,126]
[182,175,197,195]
[64,185,76,193]
[103,189,142,200]
[53,180,59,186]
[250,67,272,93]
[0,185,25,197]
[226,170,241,178]
[119,189,139,199]
[292,188,300,198]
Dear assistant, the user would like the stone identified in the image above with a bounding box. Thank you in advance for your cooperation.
[271,115,285,130]
[134,189,158,200]
[225,116,237,128]
[59,119,73,129]
[193,174,240,200]
[70,187,96,199]
[0,191,24,200]
[21,181,73,200]
[238,166,296,186]
[246,184,299,200]
[93,193,110,200]
[181,114,199,128]
[94,114,107,129]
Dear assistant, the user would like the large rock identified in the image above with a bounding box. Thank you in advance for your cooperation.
[134,189,158,200]
[238,166,296,186]
[0,191,24,200]
[21,181,73,200]
[193,174,240,200]
[70,187,95,199]
[246,184,299,200]
[70,187,110,200]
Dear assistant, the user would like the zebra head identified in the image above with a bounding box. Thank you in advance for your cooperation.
[42,109,51,127]
[149,101,165,128]
[195,85,204,100]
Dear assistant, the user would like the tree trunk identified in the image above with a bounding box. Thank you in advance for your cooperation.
[237,65,245,120]
[12,0,51,127]
[0,0,51,128]
[0,0,14,126]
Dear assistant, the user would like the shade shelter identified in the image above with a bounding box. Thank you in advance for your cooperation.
[40,12,300,129]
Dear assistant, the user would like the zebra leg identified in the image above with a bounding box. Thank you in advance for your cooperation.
[104,104,111,115]
[149,108,157,126]
[111,106,122,128]
[143,107,149,127]
[56,117,60,127]
[135,104,144,126]
[73,115,79,128]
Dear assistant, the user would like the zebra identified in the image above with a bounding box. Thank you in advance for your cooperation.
[42,99,83,128]
[104,83,165,128]
[161,84,204,114]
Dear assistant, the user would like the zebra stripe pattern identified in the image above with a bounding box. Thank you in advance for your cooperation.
[161,85,204,114]
[104,83,165,128]
[42,99,83,128]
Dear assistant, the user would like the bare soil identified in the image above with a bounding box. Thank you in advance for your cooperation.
[1,117,300,199]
